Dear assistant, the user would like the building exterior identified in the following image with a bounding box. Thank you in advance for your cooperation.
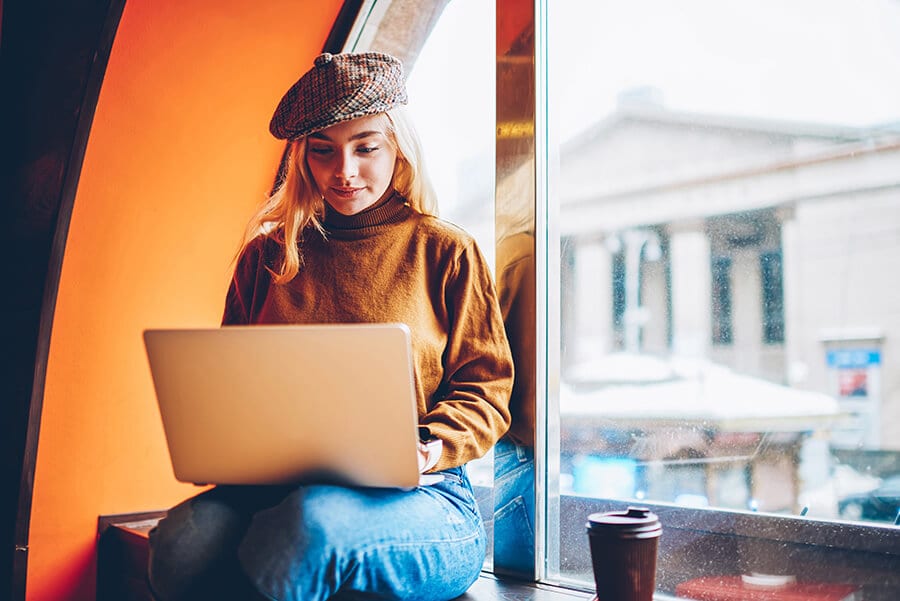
[558,96,900,454]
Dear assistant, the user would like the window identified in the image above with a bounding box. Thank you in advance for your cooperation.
[612,248,627,348]
[760,250,784,344]
[356,0,900,598]
[711,256,733,345]
[552,0,900,596]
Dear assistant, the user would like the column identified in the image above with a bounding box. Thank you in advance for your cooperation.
[573,237,612,362]
[669,221,711,358]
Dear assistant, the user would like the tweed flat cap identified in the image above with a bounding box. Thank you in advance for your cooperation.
[269,52,407,140]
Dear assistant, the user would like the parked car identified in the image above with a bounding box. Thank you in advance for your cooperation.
[838,474,900,523]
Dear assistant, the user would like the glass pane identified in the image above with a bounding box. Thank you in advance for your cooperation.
[405,2,497,269]
[549,0,900,596]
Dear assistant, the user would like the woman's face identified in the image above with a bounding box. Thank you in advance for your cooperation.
[304,114,398,215]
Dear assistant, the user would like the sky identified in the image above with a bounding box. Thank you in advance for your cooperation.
[549,0,900,139]
[401,0,900,234]
[407,0,900,137]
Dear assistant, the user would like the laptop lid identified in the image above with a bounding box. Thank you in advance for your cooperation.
[143,323,421,488]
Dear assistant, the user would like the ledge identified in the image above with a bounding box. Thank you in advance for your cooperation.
[96,513,592,601]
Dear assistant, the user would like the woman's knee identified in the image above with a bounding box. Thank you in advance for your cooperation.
[148,489,256,599]
[238,486,350,573]
[237,486,403,599]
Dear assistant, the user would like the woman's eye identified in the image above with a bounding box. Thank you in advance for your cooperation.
[308,147,333,156]
[357,146,379,154]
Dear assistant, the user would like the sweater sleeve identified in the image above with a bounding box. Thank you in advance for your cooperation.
[221,237,271,326]
[420,240,514,470]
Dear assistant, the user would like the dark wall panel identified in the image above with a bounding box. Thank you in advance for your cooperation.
[0,1,125,598]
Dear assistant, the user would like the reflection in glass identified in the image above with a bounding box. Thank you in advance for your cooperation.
[493,0,538,577]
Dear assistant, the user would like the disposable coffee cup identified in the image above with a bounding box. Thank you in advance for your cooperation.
[586,506,662,601]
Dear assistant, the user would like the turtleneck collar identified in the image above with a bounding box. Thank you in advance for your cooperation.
[322,189,411,238]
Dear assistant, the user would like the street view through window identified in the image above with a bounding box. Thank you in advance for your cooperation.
[552,0,900,527]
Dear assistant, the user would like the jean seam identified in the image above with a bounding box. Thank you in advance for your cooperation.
[494,460,533,485]
[355,527,481,553]
[434,472,462,484]
[494,496,534,538]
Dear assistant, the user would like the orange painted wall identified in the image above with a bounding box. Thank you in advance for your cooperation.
[27,1,342,599]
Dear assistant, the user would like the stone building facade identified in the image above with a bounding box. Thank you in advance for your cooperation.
[559,100,900,452]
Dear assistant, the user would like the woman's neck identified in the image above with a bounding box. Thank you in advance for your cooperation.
[322,189,409,233]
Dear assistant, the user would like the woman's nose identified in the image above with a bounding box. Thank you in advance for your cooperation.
[334,150,358,180]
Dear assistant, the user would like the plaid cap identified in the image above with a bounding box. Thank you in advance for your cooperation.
[269,52,408,140]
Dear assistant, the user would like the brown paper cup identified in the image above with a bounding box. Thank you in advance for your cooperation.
[586,506,661,601]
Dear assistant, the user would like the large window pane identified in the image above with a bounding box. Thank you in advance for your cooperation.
[404,4,497,266]
[550,0,900,596]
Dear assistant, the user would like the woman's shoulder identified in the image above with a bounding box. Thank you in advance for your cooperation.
[237,231,283,265]
[413,213,478,248]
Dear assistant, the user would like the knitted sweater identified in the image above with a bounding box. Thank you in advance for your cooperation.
[222,191,514,471]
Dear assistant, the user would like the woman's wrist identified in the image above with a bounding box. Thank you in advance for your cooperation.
[417,430,443,473]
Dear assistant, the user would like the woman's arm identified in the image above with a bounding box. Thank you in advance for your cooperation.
[221,236,272,326]
[420,240,514,471]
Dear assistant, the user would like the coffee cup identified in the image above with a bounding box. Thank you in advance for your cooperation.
[586,506,662,601]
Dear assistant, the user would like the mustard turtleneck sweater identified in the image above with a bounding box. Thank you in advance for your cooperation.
[222,192,513,471]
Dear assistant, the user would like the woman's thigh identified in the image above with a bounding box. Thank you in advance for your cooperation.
[240,468,486,601]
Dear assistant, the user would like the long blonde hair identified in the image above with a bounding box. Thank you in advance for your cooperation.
[239,107,438,284]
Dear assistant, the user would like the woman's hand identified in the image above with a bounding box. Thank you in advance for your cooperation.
[417,437,442,473]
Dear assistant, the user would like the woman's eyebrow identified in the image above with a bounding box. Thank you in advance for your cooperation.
[308,130,385,142]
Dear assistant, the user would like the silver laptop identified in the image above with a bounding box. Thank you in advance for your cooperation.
[143,323,421,488]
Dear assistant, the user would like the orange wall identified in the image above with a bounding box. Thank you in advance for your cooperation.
[28,1,342,599]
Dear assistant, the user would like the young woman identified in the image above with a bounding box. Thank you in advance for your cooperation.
[147,52,514,601]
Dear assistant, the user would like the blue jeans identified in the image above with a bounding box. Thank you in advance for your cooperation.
[148,466,485,601]
[492,438,535,576]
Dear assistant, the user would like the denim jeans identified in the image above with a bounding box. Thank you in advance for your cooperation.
[148,466,485,601]
[492,437,535,576]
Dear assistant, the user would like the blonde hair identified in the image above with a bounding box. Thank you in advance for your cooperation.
[239,108,438,284]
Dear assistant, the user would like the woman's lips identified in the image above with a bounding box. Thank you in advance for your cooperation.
[330,187,365,200]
